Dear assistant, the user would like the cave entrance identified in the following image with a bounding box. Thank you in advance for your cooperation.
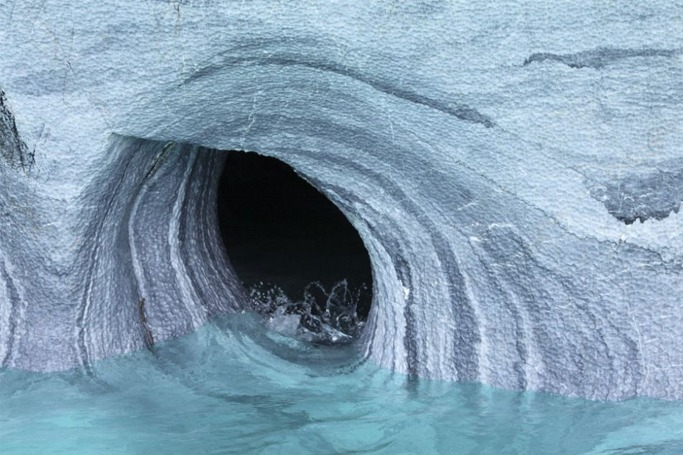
[216,151,373,342]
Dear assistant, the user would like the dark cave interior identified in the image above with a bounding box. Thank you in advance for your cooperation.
[216,151,373,322]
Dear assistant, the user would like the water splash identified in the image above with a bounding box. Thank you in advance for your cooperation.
[247,280,368,345]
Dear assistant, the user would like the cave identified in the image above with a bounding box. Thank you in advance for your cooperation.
[216,150,373,334]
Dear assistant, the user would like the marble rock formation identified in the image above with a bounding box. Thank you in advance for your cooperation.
[0,1,682,400]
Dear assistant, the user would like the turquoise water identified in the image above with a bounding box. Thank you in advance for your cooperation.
[2,314,683,454]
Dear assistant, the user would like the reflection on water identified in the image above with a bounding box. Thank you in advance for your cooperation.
[2,314,683,454]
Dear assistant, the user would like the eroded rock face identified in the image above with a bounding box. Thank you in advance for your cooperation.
[1,1,682,399]
[590,166,683,225]
[0,90,32,169]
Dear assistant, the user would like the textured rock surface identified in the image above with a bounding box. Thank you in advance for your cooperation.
[0,1,682,399]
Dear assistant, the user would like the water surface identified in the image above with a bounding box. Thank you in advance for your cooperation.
[2,314,683,454]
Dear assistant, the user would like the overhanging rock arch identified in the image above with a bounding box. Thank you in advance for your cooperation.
[0,1,682,400]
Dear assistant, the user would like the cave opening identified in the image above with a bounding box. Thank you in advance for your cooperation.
[216,151,373,342]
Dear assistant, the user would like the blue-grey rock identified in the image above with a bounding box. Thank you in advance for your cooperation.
[0,1,682,400]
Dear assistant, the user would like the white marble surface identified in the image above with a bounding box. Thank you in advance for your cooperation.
[1,0,682,399]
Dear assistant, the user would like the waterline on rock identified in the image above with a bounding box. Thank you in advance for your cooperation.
[2,314,683,454]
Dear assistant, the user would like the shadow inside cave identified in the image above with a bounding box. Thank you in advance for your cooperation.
[216,151,373,340]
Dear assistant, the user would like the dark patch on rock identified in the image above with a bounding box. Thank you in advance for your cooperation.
[524,47,681,69]
[183,40,495,128]
[138,298,155,351]
[590,168,683,224]
[0,90,34,170]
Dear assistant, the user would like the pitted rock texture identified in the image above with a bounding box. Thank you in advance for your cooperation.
[0,1,682,400]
